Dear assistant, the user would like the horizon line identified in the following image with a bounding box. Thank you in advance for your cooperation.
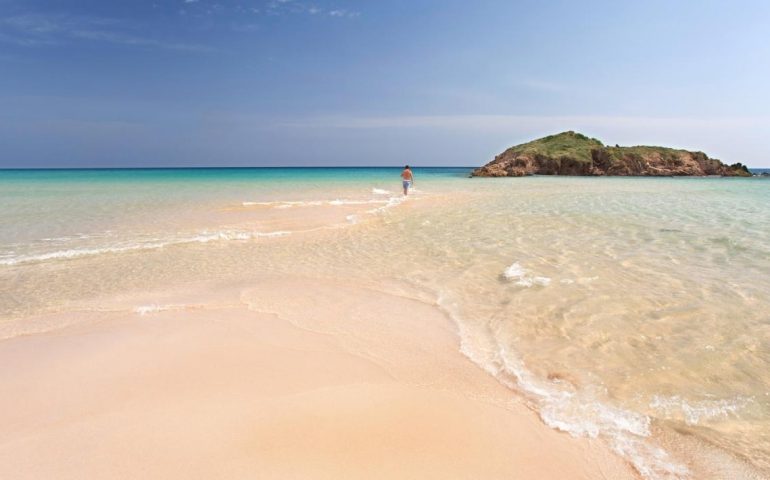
[0,165,478,171]
[2,166,769,172]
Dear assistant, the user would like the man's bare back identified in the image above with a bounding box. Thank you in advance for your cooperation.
[401,166,413,195]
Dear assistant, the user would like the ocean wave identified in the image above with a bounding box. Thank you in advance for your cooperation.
[329,199,385,206]
[133,304,190,315]
[649,395,752,426]
[133,303,210,316]
[496,346,686,479]
[0,243,171,266]
[366,195,406,214]
[5,193,412,267]
[502,262,551,287]
[0,229,290,266]
[242,199,387,208]
[437,293,689,480]
[372,188,392,195]
[242,200,322,207]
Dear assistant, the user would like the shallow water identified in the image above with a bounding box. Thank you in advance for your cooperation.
[1,168,769,478]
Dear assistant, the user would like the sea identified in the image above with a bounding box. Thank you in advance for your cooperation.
[1,167,769,479]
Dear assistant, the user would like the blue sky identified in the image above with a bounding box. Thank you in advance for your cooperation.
[1,0,769,167]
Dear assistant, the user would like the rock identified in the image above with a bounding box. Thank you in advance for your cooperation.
[472,131,752,177]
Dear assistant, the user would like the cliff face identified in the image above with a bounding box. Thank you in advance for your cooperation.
[472,131,751,177]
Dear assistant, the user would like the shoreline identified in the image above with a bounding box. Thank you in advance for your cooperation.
[0,276,640,479]
[2,174,768,479]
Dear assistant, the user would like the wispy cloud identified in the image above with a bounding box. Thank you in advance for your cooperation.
[74,29,213,52]
[0,13,214,52]
[275,114,768,131]
[328,9,359,18]
[262,1,360,18]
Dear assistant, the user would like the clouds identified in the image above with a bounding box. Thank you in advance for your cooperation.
[0,13,213,52]
[0,1,361,52]
[328,9,359,18]
[72,29,214,52]
[3,91,770,168]
[266,113,770,166]
[277,114,768,132]
[261,0,360,18]
[176,0,360,19]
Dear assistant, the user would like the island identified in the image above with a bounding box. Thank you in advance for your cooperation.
[472,131,752,177]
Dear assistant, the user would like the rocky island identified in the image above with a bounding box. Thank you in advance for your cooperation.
[472,131,751,177]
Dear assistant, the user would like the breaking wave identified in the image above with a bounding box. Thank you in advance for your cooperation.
[242,199,388,208]
[649,395,753,426]
[437,291,690,480]
[0,229,290,266]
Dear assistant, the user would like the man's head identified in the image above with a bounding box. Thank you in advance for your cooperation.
[404,165,410,170]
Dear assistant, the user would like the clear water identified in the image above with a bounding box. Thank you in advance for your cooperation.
[1,168,769,478]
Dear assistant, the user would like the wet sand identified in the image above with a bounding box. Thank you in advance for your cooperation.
[0,277,637,479]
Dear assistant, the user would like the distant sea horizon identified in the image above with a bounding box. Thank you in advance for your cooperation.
[1,166,768,172]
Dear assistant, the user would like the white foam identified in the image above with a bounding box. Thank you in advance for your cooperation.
[367,195,406,214]
[243,199,385,208]
[372,188,392,195]
[329,199,386,206]
[437,292,689,480]
[133,304,187,315]
[502,262,551,287]
[0,243,169,266]
[242,200,324,207]
[187,229,290,243]
[257,230,291,238]
[503,262,527,279]
[0,229,291,266]
[497,346,687,479]
[649,395,751,426]
[132,303,208,316]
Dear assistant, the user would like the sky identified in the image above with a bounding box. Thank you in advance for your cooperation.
[1,0,770,168]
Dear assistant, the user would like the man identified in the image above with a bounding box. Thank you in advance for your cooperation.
[401,165,413,195]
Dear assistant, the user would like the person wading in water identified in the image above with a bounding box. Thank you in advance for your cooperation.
[401,165,413,196]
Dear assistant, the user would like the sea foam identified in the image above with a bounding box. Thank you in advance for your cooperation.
[649,395,752,426]
[133,304,187,315]
[243,199,386,208]
[437,293,689,480]
[0,229,291,266]
[502,262,551,287]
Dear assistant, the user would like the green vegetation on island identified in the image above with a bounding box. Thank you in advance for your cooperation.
[473,131,751,177]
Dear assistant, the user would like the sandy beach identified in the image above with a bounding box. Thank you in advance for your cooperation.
[0,276,637,479]
[2,169,768,479]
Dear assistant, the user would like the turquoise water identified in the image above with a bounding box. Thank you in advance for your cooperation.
[0,167,470,258]
[0,166,470,184]
[1,168,769,479]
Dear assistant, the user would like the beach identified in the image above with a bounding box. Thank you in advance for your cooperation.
[1,168,769,479]
[0,276,637,479]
